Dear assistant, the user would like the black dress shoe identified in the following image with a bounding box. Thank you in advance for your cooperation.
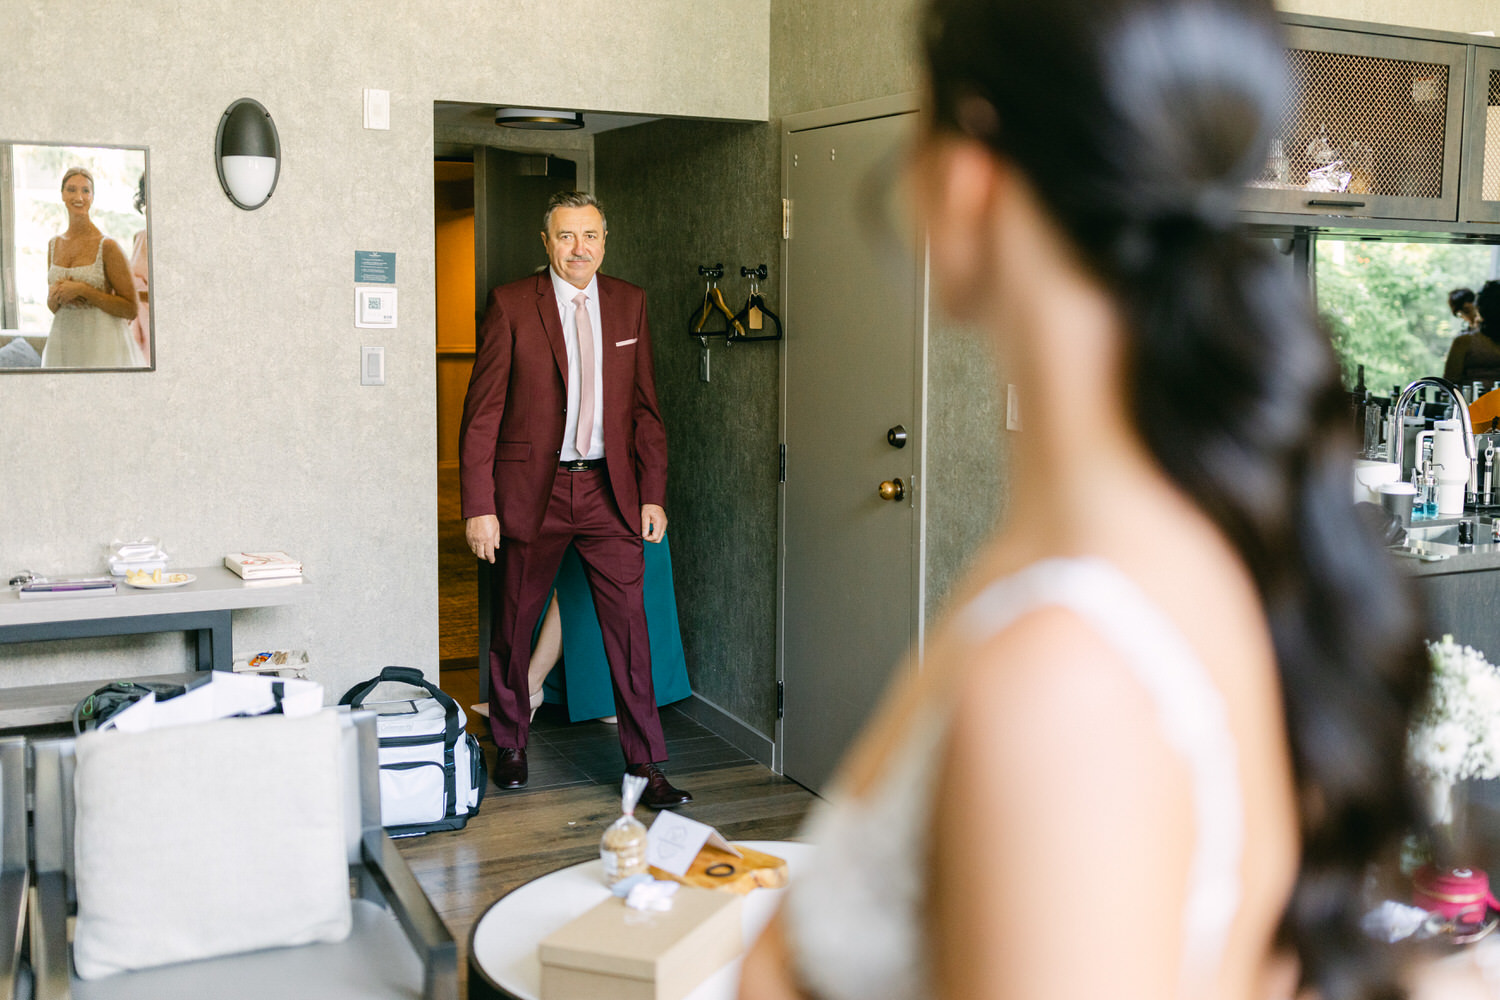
[626,763,691,809]
[494,747,528,789]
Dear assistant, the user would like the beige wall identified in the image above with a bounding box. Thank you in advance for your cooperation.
[0,1,768,695]
[1275,0,1499,33]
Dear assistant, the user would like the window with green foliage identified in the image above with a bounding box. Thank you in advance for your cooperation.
[1317,240,1499,395]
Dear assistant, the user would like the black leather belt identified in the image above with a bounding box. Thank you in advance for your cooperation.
[559,458,606,471]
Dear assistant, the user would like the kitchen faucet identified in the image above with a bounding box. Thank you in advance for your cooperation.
[1388,376,1476,478]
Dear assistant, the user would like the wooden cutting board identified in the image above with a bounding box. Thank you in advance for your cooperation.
[650,843,789,894]
[1471,388,1500,435]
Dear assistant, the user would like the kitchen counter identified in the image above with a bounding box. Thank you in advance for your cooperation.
[1389,517,1500,576]
[1391,519,1500,664]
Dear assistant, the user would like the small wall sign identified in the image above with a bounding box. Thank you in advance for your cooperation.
[355,251,396,285]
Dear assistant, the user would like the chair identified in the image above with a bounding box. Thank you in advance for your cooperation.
[29,711,456,1000]
[0,738,29,1000]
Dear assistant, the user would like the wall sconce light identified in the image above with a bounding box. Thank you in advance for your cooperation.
[493,108,585,130]
[215,98,281,210]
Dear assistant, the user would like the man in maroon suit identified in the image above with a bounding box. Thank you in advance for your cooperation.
[458,191,689,808]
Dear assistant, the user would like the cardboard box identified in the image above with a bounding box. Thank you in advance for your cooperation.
[538,887,743,1000]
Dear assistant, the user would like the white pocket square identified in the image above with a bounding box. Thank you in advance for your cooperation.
[615,338,638,347]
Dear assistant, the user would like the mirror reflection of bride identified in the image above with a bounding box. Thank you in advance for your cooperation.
[41,166,143,369]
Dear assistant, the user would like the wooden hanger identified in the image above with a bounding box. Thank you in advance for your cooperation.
[687,265,745,338]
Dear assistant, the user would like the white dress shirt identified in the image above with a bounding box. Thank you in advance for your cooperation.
[550,268,605,461]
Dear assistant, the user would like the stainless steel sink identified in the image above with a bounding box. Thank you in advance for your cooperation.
[1406,522,1467,545]
[1393,518,1496,560]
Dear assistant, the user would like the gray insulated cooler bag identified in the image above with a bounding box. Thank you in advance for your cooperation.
[339,666,486,836]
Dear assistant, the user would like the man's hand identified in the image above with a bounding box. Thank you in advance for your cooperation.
[466,515,501,563]
[641,504,668,543]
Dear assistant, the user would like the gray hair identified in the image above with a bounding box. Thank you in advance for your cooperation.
[543,191,606,233]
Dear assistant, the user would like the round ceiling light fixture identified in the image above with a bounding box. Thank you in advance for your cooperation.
[215,98,281,210]
[493,108,585,131]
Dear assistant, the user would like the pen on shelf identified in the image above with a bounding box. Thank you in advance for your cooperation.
[24,580,114,591]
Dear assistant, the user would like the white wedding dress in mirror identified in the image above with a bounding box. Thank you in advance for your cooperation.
[784,558,1243,1000]
[41,237,143,368]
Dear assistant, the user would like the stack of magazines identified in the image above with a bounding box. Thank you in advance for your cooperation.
[18,575,117,600]
[224,551,303,585]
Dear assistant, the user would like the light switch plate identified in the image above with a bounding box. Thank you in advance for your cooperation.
[361,346,385,386]
[355,287,397,328]
[1006,384,1021,431]
[363,88,390,130]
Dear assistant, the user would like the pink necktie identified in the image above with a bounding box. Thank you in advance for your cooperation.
[574,292,595,456]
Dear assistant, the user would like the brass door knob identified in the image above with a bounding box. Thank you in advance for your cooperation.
[878,478,906,502]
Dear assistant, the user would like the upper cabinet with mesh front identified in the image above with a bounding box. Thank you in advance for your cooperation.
[1461,46,1500,225]
[1243,19,1469,225]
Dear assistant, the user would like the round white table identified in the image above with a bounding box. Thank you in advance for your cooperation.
[468,839,812,1000]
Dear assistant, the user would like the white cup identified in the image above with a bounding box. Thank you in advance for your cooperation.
[1354,459,1402,504]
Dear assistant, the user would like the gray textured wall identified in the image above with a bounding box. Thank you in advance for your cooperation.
[9,0,1450,733]
[0,0,768,698]
[596,119,783,735]
[771,0,925,117]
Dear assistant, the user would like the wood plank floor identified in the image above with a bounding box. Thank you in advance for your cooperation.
[437,464,479,665]
[397,664,816,995]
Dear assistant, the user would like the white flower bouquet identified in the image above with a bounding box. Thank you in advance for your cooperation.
[1409,636,1500,790]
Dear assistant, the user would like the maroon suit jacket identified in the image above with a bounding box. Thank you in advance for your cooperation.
[458,271,668,543]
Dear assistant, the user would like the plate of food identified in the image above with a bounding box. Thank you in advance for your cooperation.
[123,570,195,589]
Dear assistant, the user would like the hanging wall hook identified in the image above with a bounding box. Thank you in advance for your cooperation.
[730,264,783,343]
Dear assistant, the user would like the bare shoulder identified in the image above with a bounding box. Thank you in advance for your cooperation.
[945,604,1183,782]
[930,606,1194,999]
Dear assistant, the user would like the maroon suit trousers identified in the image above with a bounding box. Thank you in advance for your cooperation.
[488,468,667,764]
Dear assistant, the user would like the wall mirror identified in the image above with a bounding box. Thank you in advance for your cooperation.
[0,141,152,372]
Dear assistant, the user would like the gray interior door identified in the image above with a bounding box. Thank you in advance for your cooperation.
[473,147,577,317]
[781,111,922,794]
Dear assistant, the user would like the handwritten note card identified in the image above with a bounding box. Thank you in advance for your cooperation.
[646,811,742,877]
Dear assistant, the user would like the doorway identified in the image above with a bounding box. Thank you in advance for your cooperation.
[779,100,925,793]
[433,148,578,676]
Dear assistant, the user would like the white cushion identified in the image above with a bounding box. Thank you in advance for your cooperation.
[71,711,352,980]
[71,899,421,1000]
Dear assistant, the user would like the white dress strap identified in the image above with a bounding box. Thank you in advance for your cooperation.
[958,557,1243,990]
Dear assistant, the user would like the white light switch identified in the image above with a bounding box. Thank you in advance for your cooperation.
[1006,384,1022,431]
[363,89,390,130]
[361,346,385,386]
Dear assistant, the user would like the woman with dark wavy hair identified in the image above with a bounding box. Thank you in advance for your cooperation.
[1445,280,1500,389]
[739,1,1428,998]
